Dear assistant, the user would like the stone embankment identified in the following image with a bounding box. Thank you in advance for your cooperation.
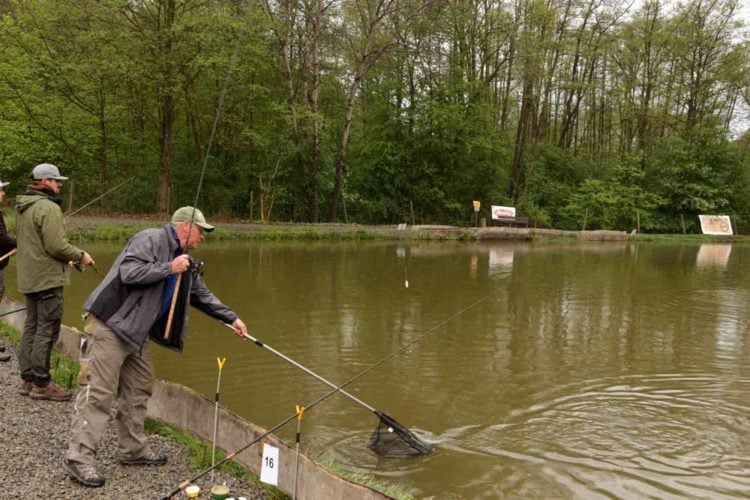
[66,214,628,241]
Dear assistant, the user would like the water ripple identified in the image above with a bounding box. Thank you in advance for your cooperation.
[437,374,750,498]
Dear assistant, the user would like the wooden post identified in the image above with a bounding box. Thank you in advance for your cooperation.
[410,201,415,226]
[67,181,74,213]
[342,189,349,223]
[249,191,254,221]
[680,213,686,234]
[582,207,589,231]
[636,210,640,233]
[259,180,265,222]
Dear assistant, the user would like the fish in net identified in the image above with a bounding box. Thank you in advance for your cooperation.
[368,411,434,457]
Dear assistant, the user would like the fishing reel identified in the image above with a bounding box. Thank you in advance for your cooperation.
[188,256,205,278]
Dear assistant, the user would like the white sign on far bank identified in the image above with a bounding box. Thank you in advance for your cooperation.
[491,205,516,219]
[698,215,733,235]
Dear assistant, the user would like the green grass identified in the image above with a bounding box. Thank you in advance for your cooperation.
[0,322,79,388]
[144,418,288,500]
[629,233,750,243]
[63,222,402,242]
[319,455,415,500]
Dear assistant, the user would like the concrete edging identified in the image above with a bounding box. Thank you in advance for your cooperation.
[0,298,390,500]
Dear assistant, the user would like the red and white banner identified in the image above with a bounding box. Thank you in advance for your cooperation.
[491,205,516,219]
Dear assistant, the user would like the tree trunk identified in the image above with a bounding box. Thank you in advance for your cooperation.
[156,0,176,214]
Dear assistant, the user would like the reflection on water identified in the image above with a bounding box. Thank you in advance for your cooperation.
[5,240,750,498]
[696,244,732,268]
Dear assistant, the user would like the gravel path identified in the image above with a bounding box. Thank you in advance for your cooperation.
[0,347,268,499]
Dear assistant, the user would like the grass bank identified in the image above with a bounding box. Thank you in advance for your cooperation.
[65,222,402,243]
[629,233,750,243]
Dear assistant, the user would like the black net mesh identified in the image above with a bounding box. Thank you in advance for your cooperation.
[368,411,434,457]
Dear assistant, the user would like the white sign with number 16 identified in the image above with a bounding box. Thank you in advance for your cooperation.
[260,443,279,486]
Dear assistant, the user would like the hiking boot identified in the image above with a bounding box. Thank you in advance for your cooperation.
[119,447,168,466]
[30,381,72,401]
[0,352,9,362]
[18,379,32,396]
[0,344,6,352]
[62,458,105,487]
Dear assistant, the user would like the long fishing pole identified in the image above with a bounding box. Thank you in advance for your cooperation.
[0,306,26,318]
[221,323,383,414]
[161,292,493,498]
[164,2,251,341]
[64,176,135,218]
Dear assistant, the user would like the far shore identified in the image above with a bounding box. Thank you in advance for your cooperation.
[61,213,625,241]
[55,214,748,243]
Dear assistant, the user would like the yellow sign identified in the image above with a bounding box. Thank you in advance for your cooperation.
[472,200,481,212]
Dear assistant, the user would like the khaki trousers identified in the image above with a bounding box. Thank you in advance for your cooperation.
[66,315,155,465]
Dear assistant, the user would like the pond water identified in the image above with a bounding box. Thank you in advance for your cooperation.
[6,238,750,499]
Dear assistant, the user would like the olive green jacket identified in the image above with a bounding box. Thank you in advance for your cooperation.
[15,190,84,294]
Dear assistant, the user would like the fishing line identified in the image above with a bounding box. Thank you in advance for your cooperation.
[397,244,410,288]
[219,323,431,455]
[161,291,494,498]
[185,5,252,240]
[64,176,134,218]
[164,2,252,341]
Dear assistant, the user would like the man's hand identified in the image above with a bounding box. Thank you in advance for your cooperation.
[231,318,248,337]
[170,254,190,274]
[80,251,94,266]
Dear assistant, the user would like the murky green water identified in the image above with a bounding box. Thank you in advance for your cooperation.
[7,239,750,498]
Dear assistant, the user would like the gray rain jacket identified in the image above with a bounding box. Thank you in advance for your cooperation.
[84,224,238,352]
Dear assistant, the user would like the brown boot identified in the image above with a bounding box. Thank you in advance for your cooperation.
[18,379,32,396]
[30,381,72,401]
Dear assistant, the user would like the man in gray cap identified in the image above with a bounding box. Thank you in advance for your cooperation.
[16,163,94,400]
[0,178,17,363]
[63,206,247,487]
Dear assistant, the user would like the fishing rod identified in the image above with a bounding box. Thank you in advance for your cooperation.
[161,293,492,498]
[0,306,26,319]
[221,323,417,423]
[64,176,134,218]
[164,2,251,341]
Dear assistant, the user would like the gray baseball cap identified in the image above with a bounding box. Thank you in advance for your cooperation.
[171,206,215,232]
[0,181,9,189]
[30,163,68,181]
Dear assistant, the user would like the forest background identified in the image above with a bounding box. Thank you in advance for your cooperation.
[1,0,750,233]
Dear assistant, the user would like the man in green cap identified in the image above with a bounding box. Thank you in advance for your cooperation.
[63,206,247,488]
[16,163,94,399]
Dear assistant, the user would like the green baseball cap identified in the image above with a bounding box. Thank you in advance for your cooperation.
[171,206,215,232]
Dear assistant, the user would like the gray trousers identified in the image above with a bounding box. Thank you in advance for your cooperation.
[67,315,155,466]
[19,287,63,386]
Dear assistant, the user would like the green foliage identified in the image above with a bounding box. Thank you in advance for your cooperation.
[0,0,748,232]
[561,157,665,231]
[646,133,736,232]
